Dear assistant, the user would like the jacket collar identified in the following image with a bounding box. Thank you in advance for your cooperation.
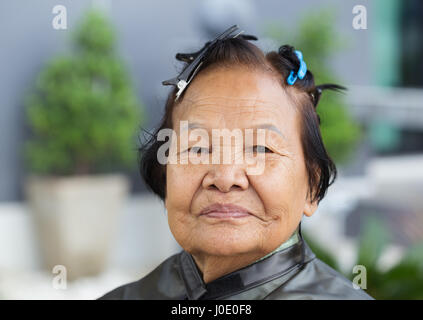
[177,222,315,300]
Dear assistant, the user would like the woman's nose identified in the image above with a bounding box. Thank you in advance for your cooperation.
[202,164,249,193]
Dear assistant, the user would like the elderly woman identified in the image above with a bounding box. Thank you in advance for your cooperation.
[100,26,372,300]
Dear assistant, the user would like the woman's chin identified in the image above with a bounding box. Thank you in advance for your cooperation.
[186,232,261,257]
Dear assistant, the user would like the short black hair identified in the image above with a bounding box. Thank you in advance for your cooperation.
[139,37,341,204]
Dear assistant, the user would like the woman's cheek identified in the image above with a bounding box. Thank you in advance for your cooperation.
[254,158,298,207]
[166,166,195,240]
[166,165,190,212]
[167,164,201,207]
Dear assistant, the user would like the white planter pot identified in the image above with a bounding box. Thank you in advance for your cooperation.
[25,174,129,280]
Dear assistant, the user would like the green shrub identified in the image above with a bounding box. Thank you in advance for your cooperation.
[24,10,144,175]
[304,216,423,299]
[264,10,361,164]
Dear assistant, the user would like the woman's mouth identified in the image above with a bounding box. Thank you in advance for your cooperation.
[199,203,252,219]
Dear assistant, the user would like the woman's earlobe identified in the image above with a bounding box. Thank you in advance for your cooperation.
[303,191,318,217]
[303,200,318,217]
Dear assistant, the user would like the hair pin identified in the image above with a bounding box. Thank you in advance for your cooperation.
[287,50,307,85]
[162,25,257,101]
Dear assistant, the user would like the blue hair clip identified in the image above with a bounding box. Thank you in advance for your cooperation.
[287,50,307,85]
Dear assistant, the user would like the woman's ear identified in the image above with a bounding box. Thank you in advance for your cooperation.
[303,190,318,217]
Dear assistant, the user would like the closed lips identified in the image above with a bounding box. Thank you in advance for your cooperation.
[199,203,252,218]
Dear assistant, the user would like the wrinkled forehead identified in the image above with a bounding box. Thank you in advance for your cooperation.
[171,67,298,126]
[175,96,281,120]
[171,96,299,134]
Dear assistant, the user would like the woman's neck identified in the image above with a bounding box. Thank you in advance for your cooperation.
[191,227,300,284]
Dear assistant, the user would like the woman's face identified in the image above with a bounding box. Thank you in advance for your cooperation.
[165,66,318,259]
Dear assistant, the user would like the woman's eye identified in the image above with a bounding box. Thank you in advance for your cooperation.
[188,146,209,154]
[252,145,273,153]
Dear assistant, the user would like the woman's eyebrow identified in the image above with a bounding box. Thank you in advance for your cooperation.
[179,122,206,132]
[252,124,286,139]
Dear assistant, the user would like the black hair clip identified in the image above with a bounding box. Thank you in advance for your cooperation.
[162,24,258,101]
[311,84,346,108]
[311,87,323,107]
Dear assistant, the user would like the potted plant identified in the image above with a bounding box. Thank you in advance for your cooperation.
[23,10,144,280]
[304,216,423,299]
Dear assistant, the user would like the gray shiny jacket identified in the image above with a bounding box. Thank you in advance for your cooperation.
[99,230,373,300]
